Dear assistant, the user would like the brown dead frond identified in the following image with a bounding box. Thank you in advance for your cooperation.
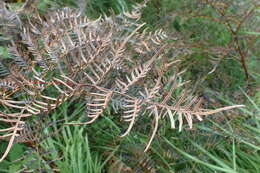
[0,1,244,161]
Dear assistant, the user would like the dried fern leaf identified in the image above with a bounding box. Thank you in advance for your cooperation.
[66,86,113,125]
[0,61,10,77]
[0,3,245,162]
[121,98,142,137]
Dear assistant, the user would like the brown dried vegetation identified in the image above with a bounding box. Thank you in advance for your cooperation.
[0,1,244,162]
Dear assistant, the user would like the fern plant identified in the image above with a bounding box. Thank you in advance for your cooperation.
[0,1,244,162]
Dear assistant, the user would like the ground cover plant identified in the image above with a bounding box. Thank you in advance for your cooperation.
[0,0,259,172]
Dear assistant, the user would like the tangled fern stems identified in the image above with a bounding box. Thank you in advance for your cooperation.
[0,1,244,162]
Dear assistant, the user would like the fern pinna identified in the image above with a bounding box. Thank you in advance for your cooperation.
[0,1,243,161]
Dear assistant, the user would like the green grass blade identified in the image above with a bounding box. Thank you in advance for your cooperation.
[164,138,237,173]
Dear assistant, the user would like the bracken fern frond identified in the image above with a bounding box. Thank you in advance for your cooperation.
[0,1,244,162]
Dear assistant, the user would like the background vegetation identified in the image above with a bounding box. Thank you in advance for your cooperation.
[0,0,259,172]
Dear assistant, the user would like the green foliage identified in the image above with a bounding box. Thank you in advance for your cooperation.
[0,46,10,59]
[140,0,259,86]
[182,18,232,46]
[37,0,136,18]
[84,0,133,18]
